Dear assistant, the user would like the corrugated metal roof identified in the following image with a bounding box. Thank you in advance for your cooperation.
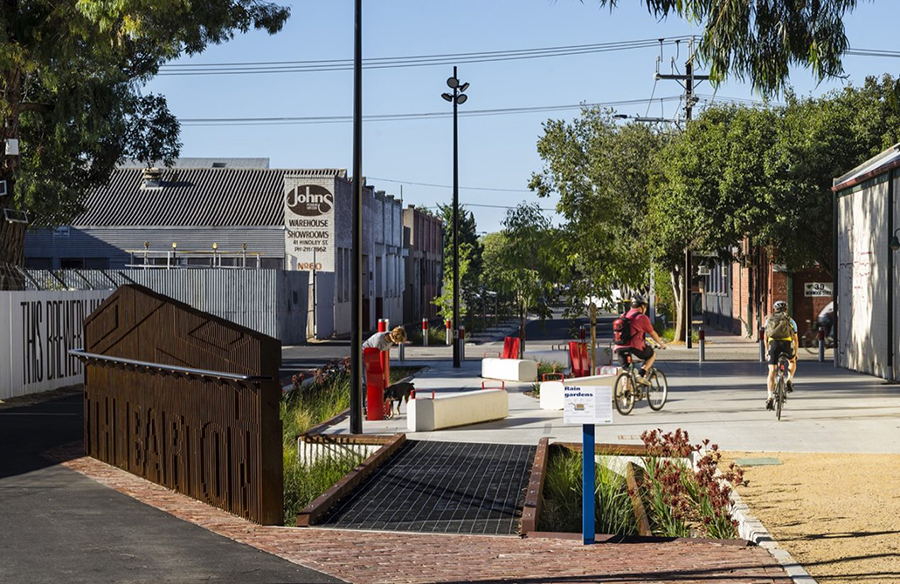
[74,168,346,227]
[833,143,900,192]
[119,158,272,169]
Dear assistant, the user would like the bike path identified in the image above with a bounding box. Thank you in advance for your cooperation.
[0,395,342,584]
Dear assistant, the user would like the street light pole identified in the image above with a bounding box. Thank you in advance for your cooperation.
[349,0,363,433]
[442,68,469,369]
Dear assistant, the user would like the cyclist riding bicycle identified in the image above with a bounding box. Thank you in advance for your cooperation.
[613,295,666,385]
[764,300,798,411]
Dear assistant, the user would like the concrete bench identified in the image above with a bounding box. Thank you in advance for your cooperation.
[481,358,538,382]
[407,389,508,432]
[539,374,618,410]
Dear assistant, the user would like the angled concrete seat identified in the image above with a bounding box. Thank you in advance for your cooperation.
[407,389,508,432]
[481,357,538,382]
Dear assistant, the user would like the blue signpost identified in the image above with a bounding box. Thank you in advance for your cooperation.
[562,383,612,546]
[582,423,595,545]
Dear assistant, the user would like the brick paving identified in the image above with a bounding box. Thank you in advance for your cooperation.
[46,442,792,584]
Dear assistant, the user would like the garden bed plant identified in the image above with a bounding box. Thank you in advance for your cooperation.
[527,361,566,397]
[536,429,745,539]
[281,358,420,525]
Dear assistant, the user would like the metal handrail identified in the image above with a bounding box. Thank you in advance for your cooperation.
[68,349,273,382]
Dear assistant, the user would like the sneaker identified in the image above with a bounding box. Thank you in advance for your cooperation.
[786,380,794,393]
[765,397,775,411]
[636,374,652,386]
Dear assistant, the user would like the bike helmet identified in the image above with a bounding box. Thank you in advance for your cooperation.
[773,300,788,313]
[630,295,647,308]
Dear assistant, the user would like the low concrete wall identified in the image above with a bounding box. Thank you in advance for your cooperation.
[539,374,617,410]
[407,389,508,432]
[481,358,538,382]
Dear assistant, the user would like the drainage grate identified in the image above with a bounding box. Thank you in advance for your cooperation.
[318,440,535,535]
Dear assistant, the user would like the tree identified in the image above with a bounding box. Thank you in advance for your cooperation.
[434,203,483,326]
[647,104,780,341]
[494,203,558,355]
[594,0,864,94]
[0,0,290,287]
[530,108,667,318]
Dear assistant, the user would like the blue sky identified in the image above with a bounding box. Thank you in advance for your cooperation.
[147,0,898,232]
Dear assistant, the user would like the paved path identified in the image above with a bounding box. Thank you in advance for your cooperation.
[52,447,792,584]
[342,318,898,454]
[0,395,341,584]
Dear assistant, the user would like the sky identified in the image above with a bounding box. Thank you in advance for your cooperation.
[146,0,899,233]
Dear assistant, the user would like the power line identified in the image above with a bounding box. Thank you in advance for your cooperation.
[368,177,531,193]
[179,97,684,126]
[159,37,693,76]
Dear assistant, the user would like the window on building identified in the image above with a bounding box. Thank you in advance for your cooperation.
[60,258,84,269]
[26,257,53,269]
[260,257,282,269]
[84,258,110,270]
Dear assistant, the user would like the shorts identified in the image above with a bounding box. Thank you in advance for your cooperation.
[768,340,794,365]
[616,346,654,367]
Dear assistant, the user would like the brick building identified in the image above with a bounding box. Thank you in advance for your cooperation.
[402,205,443,323]
[701,239,832,338]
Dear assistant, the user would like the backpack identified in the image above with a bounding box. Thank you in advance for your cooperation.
[613,314,633,345]
[766,312,793,340]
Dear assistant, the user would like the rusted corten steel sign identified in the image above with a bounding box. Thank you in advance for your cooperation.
[75,284,283,525]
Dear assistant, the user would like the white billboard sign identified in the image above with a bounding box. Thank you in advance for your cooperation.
[0,290,110,400]
[284,178,335,272]
[804,282,833,297]
[563,385,613,425]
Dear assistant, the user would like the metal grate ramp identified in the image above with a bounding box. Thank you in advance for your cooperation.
[318,440,535,535]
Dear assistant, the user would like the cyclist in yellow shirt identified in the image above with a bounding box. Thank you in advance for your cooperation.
[764,300,798,411]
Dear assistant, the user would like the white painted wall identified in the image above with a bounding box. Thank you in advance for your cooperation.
[0,290,111,399]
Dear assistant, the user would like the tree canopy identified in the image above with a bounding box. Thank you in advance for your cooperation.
[0,0,291,280]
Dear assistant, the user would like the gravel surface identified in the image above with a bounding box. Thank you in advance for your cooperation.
[724,451,900,584]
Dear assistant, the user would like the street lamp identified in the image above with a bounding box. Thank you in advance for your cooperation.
[443,66,468,369]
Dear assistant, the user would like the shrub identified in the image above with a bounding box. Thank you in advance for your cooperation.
[639,428,745,539]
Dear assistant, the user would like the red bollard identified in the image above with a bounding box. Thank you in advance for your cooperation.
[759,327,766,363]
[818,327,825,362]
[445,320,452,346]
[422,318,429,346]
[579,325,586,341]
[378,318,386,333]
[698,327,706,362]
[364,348,385,421]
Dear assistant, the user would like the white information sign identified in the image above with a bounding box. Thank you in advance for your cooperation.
[563,385,613,425]
[804,282,833,297]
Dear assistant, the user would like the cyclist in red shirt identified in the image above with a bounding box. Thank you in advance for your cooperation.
[614,296,667,384]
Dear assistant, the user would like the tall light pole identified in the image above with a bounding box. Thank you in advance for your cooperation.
[349,0,363,433]
[442,67,468,368]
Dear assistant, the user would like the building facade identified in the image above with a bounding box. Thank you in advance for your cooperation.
[24,159,408,339]
[402,205,443,323]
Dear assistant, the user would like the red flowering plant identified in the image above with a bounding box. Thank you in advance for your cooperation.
[638,429,745,539]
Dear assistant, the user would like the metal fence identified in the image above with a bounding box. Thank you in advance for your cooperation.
[14,268,309,344]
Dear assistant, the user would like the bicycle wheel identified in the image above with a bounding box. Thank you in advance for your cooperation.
[801,330,818,354]
[613,372,635,416]
[647,369,668,411]
[775,376,784,421]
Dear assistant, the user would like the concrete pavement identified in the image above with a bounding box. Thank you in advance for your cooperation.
[335,318,899,454]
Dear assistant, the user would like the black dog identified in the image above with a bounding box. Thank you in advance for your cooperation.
[383,381,415,419]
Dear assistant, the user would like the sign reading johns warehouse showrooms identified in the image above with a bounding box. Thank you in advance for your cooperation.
[284,178,335,272]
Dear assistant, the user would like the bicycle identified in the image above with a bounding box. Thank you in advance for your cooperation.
[612,352,668,416]
[801,320,834,354]
[772,353,791,421]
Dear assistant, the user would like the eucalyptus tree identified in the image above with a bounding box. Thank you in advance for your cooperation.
[0,0,290,287]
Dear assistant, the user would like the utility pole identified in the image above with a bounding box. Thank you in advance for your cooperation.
[349,0,363,434]
[655,38,709,348]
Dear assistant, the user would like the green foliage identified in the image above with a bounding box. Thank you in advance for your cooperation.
[595,0,862,95]
[531,108,666,317]
[433,204,482,322]
[0,0,290,265]
[539,447,638,536]
[282,445,364,526]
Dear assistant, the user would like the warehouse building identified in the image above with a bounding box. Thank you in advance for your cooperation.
[25,159,415,339]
